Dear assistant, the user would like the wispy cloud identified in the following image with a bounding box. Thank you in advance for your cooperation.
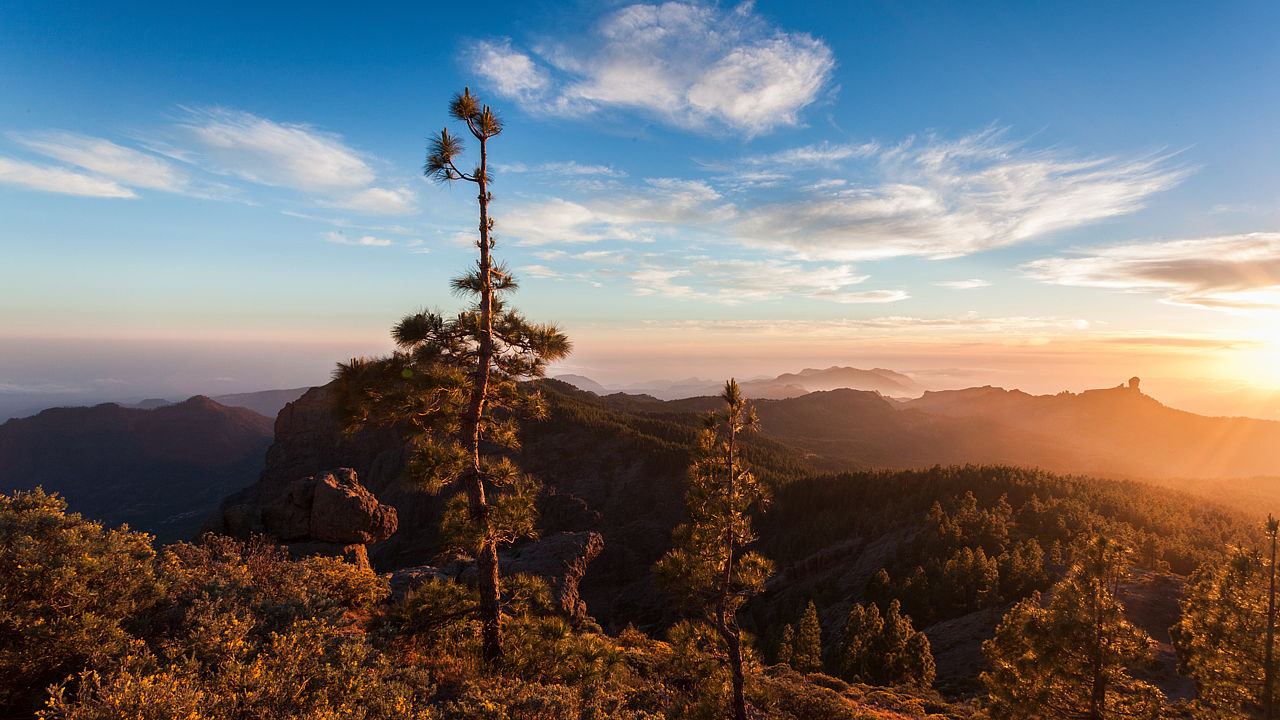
[471,2,835,136]
[322,230,393,247]
[544,249,903,305]
[0,110,417,214]
[173,108,416,214]
[1023,232,1280,310]
[10,131,187,192]
[502,177,728,245]
[642,313,1093,337]
[934,279,992,290]
[0,157,136,197]
[500,160,627,178]
[734,129,1189,261]
[499,129,1184,266]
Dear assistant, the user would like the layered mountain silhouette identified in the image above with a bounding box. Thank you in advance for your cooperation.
[0,396,274,541]
[556,365,922,400]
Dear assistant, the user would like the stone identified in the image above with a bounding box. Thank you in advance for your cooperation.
[203,466,396,568]
[309,469,398,544]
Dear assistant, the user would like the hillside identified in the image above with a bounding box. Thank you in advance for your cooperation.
[0,396,273,541]
[202,379,1260,697]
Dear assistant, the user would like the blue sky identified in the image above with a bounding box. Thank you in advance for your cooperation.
[2,0,1279,416]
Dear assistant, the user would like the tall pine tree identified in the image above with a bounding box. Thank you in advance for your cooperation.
[792,600,823,673]
[1172,514,1280,718]
[334,88,570,662]
[982,536,1163,720]
[655,379,773,720]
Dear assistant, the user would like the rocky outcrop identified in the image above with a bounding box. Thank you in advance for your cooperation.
[389,531,604,626]
[204,467,397,569]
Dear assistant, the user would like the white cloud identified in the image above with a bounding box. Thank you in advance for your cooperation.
[734,130,1188,261]
[1023,232,1280,310]
[177,108,375,191]
[746,142,880,168]
[0,157,136,197]
[517,264,562,279]
[500,160,626,177]
[170,108,416,214]
[322,231,392,247]
[818,289,910,303]
[934,279,992,290]
[331,187,417,215]
[10,131,186,191]
[470,39,550,102]
[472,2,835,136]
[647,313,1093,337]
[501,178,728,245]
[584,252,898,305]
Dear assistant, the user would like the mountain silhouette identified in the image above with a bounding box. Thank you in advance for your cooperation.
[0,396,273,541]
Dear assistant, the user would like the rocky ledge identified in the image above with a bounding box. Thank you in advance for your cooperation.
[203,467,397,569]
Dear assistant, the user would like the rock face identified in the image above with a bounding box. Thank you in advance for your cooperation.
[389,531,604,626]
[205,467,397,569]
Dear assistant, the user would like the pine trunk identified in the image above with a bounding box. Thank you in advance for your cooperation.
[468,136,501,662]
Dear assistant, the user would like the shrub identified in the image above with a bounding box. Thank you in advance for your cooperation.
[0,489,160,711]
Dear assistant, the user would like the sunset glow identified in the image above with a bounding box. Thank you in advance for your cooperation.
[2,1,1278,419]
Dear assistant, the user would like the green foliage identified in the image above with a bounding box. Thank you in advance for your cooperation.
[981,537,1163,720]
[336,87,570,661]
[0,489,160,712]
[1171,515,1280,719]
[839,600,934,688]
[792,601,823,673]
[778,624,794,666]
[1,487,979,720]
[43,619,439,720]
[654,379,775,720]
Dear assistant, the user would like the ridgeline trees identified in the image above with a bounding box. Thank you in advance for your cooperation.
[1173,514,1280,718]
[333,88,569,662]
[655,379,774,720]
[982,536,1162,720]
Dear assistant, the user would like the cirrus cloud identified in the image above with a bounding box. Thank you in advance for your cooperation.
[1023,232,1280,310]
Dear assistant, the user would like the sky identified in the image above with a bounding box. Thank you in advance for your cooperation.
[2,0,1280,419]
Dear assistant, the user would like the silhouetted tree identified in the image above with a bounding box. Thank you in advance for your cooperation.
[655,379,773,720]
[334,88,569,662]
[778,624,794,667]
[792,600,823,673]
[982,537,1162,720]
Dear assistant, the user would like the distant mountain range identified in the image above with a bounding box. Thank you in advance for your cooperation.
[553,366,922,400]
[0,396,275,541]
[0,387,312,423]
[6,372,1280,549]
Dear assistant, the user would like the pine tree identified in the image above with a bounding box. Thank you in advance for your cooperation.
[792,600,823,673]
[1172,514,1280,718]
[839,602,882,682]
[654,379,774,720]
[778,624,794,667]
[875,599,935,687]
[333,88,570,662]
[839,600,934,687]
[982,536,1163,720]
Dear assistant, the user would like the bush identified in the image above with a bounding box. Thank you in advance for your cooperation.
[0,489,160,712]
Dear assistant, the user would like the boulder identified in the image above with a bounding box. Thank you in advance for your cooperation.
[203,467,396,569]
[309,469,398,543]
